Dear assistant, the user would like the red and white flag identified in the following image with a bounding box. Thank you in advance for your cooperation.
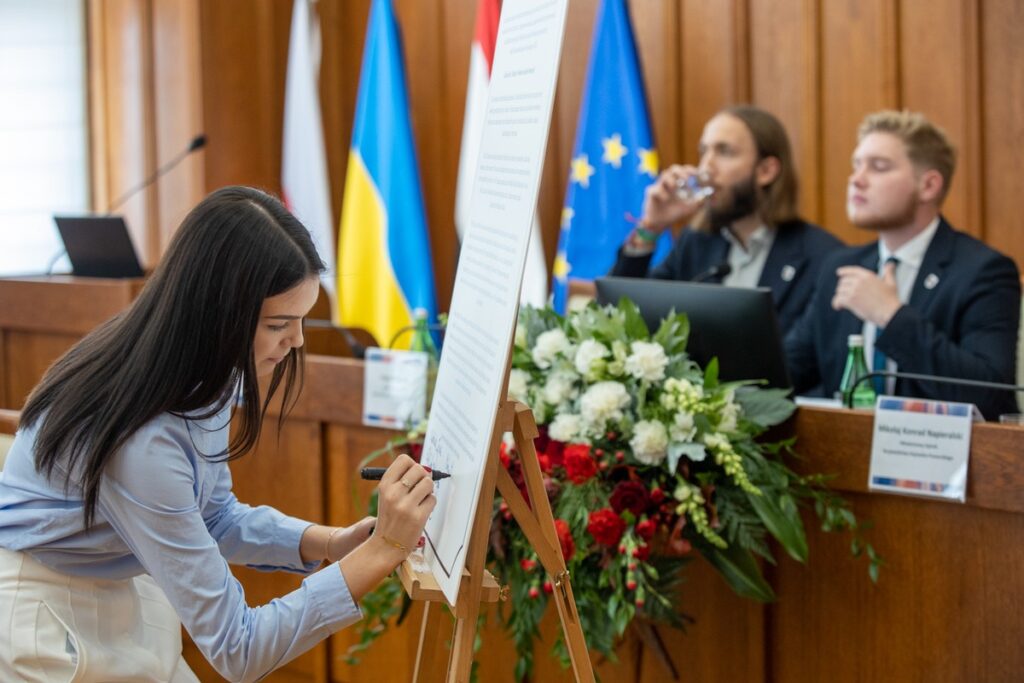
[282,0,335,304]
[455,0,548,307]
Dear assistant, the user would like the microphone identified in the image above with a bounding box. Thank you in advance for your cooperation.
[107,134,207,213]
[843,370,1024,411]
[692,262,732,283]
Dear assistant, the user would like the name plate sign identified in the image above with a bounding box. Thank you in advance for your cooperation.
[362,347,427,429]
[868,396,981,502]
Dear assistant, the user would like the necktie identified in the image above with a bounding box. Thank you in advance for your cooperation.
[872,256,900,393]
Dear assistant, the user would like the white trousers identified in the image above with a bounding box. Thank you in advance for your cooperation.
[0,547,200,683]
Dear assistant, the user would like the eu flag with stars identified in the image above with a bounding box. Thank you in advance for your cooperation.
[551,0,669,313]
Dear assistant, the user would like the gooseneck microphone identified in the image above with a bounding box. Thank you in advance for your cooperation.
[692,262,732,283]
[107,134,207,213]
[843,370,1024,411]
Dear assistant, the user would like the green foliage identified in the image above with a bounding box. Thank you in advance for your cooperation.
[351,300,881,679]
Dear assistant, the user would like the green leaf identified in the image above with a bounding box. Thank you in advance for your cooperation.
[618,297,650,339]
[747,491,808,563]
[735,386,796,428]
[703,543,776,602]
[703,357,719,389]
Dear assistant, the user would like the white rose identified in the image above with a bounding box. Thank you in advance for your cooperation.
[574,339,609,378]
[542,371,577,406]
[670,411,696,442]
[507,369,530,404]
[548,413,582,442]
[579,381,630,426]
[625,341,668,382]
[532,328,571,369]
[630,420,669,465]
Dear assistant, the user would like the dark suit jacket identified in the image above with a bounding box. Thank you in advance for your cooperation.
[785,218,1021,419]
[609,219,844,333]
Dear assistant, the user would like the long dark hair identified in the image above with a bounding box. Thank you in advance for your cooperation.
[21,186,325,527]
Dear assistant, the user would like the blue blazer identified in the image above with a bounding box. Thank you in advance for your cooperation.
[610,219,844,333]
[785,218,1021,419]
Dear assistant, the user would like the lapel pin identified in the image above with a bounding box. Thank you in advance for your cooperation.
[924,273,940,290]
[781,265,796,282]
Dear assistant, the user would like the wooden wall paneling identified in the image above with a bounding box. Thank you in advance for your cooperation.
[982,0,1024,270]
[899,0,982,236]
[89,0,160,266]
[198,0,291,194]
[631,1,683,182]
[150,0,207,249]
[749,0,822,223]
[678,0,750,164]
[819,0,899,245]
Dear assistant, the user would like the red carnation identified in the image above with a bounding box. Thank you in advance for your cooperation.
[554,518,575,562]
[635,518,657,541]
[563,444,598,484]
[587,508,626,547]
[544,439,565,469]
[610,481,650,516]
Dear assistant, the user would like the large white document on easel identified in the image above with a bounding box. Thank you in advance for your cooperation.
[420,0,568,605]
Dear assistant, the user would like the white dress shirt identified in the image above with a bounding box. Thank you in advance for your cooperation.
[863,217,941,394]
[721,225,775,289]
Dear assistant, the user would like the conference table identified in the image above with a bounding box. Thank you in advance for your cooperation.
[1,276,1021,682]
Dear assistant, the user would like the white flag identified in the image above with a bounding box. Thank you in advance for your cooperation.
[282,0,335,305]
[455,0,548,308]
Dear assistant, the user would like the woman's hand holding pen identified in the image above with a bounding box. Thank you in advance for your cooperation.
[370,454,436,559]
[338,454,436,601]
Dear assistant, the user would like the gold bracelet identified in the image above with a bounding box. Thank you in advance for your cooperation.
[324,527,345,562]
[376,533,410,554]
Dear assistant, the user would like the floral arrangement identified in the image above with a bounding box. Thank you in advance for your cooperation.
[351,300,879,680]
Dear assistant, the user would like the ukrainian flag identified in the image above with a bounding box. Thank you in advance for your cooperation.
[338,0,437,348]
[551,0,669,313]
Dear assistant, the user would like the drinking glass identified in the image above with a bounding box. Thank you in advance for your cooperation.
[676,171,714,202]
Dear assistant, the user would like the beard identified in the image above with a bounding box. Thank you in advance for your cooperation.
[708,175,759,232]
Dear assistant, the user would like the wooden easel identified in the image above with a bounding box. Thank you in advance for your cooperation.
[396,400,595,683]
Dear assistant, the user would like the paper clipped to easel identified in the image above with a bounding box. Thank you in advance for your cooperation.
[418,0,569,606]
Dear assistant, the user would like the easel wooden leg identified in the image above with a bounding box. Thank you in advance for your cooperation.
[406,401,594,683]
[413,601,449,683]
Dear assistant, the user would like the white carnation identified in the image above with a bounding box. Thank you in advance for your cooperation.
[579,381,630,426]
[548,413,582,442]
[532,328,571,369]
[507,369,530,404]
[670,411,696,442]
[542,371,577,406]
[625,341,668,382]
[574,339,609,378]
[630,420,669,465]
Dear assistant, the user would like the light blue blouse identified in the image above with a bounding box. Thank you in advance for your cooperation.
[0,405,361,682]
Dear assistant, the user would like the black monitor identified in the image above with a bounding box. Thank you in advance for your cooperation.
[53,215,144,278]
[594,276,791,389]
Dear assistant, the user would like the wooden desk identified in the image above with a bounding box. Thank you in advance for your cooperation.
[2,275,1020,680]
[0,276,144,408]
